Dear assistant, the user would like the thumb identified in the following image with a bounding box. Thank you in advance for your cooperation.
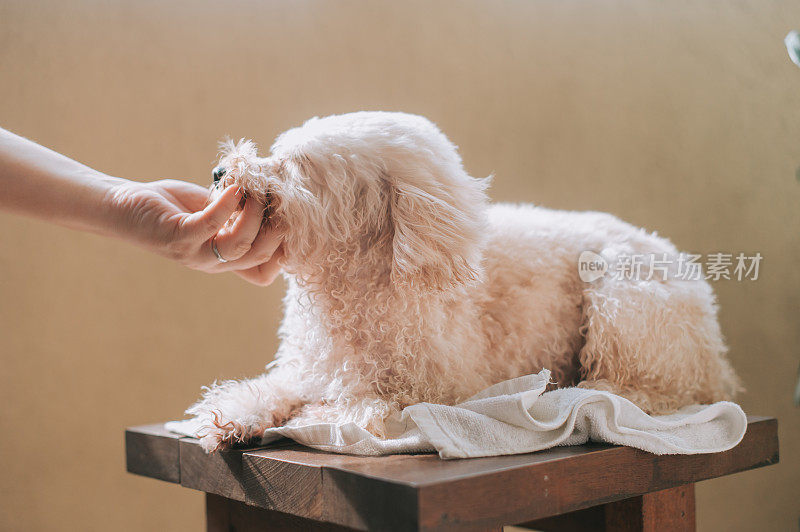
[182,186,243,240]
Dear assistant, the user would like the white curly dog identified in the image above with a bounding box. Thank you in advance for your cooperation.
[188,111,740,452]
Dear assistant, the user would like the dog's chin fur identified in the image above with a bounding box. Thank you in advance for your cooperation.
[190,111,741,452]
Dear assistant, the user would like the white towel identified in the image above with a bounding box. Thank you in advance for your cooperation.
[165,369,747,459]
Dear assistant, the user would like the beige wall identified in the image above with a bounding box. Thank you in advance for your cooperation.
[1,1,798,530]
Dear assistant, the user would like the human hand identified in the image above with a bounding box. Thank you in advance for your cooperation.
[107,179,284,286]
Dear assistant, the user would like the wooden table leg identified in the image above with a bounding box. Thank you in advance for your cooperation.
[205,493,231,532]
[206,486,694,532]
[518,484,695,532]
[605,484,695,532]
[205,493,358,532]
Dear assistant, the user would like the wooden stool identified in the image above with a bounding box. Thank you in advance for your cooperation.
[126,416,778,531]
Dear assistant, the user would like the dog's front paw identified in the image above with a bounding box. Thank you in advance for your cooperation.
[197,413,271,453]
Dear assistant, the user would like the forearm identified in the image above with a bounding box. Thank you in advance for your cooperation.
[0,127,283,283]
[0,128,124,236]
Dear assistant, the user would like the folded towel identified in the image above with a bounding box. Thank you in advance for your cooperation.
[165,369,747,459]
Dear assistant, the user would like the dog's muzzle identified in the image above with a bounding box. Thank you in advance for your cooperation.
[212,166,227,184]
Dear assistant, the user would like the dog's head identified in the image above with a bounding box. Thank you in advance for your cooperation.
[212,112,489,291]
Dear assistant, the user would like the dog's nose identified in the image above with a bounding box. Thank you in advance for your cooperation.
[212,166,227,183]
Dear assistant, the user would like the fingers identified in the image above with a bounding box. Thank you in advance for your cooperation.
[183,185,242,240]
[222,223,283,270]
[233,246,285,286]
[212,197,266,262]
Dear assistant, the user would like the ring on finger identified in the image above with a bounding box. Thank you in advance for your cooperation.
[211,236,229,263]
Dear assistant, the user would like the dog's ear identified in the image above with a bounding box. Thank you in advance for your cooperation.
[389,169,489,291]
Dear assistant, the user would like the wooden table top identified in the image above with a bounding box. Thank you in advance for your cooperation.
[126,416,778,532]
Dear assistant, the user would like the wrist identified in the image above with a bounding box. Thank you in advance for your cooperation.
[98,175,144,241]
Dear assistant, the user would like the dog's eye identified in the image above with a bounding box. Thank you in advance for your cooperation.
[212,166,227,183]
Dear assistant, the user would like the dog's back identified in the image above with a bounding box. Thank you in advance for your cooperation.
[476,203,739,413]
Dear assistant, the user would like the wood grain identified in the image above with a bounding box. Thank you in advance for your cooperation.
[522,485,695,532]
[604,485,695,532]
[415,418,776,531]
[126,417,778,531]
[205,493,357,532]
[178,437,329,520]
[124,423,183,483]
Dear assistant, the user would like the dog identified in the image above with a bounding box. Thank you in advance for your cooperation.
[188,111,741,452]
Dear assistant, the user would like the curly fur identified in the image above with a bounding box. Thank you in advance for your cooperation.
[188,111,741,452]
